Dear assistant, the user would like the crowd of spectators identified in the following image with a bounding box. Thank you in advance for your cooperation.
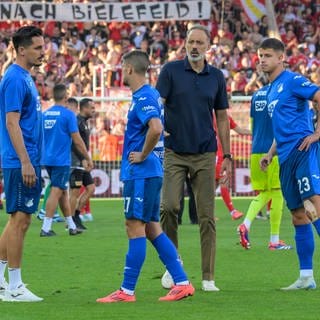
[0,1,319,97]
[0,0,319,160]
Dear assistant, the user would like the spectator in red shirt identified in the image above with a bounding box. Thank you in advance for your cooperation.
[168,30,184,50]
[287,46,309,71]
[231,70,248,96]
[281,29,299,52]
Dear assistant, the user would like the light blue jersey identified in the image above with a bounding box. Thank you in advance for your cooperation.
[250,84,274,153]
[267,70,319,164]
[41,105,78,166]
[120,84,164,181]
[0,64,42,168]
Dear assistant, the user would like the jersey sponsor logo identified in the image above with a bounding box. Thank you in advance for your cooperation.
[142,105,156,111]
[254,100,267,111]
[44,119,56,129]
[267,100,278,118]
[45,111,61,116]
[153,150,164,159]
[312,174,320,179]
[294,75,302,79]
[36,96,42,111]
[155,140,164,148]
[301,81,312,87]
[277,83,283,93]
[138,97,147,101]
[255,90,267,97]
[135,197,143,202]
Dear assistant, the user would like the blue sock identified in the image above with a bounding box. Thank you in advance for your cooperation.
[312,219,320,236]
[295,224,314,271]
[121,237,146,293]
[151,233,188,284]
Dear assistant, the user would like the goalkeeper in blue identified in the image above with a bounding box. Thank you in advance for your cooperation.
[96,50,194,303]
[259,38,320,290]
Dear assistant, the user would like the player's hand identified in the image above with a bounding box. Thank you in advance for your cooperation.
[82,159,88,169]
[129,152,145,163]
[82,159,93,171]
[219,159,232,186]
[21,162,37,188]
[260,155,272,171]
[298,133,320,151]
[87,159,94,171]
[84,159,94,171]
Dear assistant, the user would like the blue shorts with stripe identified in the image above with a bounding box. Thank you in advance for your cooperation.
[46,166,70,190]
[280,142,320,210]
[123,177,162,223]
[3,166,42,214]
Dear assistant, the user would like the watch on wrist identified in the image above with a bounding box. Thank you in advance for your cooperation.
[223,153,233,161]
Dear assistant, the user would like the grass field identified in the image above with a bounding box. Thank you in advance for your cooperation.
[0,198,319,320]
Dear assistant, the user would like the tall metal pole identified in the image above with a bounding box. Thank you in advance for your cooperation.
[220,0,225,30]
[265,0,280,38]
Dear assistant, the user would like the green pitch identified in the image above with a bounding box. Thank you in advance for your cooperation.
[0,198,319,320]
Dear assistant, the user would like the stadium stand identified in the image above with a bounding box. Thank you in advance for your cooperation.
[0,0,319,197]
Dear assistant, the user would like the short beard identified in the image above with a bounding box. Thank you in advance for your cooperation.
[187,53,205,62]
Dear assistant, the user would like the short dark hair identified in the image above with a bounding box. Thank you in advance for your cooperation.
[79,98,93,110]
[53,83,67,102]
[67,97,78,107]
[258,38,285,52]
[12,26,43,52]
[187,24,210,41]
[122,50,150,75]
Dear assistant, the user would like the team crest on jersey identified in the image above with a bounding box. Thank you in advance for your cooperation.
[277,83,283,93]
[255,100,267,111]
[267,100,278,118]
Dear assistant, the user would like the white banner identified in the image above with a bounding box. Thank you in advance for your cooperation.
[0,1,211,22]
